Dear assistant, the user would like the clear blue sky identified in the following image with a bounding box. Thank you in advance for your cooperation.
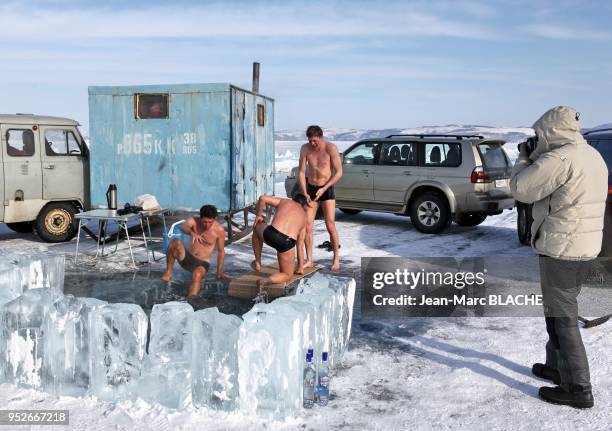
[1,0,611,132]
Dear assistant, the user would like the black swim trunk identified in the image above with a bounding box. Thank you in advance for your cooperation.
[306,183,335,202]
[178,250,210,273]
[263,225,297,254]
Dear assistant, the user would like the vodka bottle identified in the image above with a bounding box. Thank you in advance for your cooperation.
[303,349,316,408]
[318,352,330,406]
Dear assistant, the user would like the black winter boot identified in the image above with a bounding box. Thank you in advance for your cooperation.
[538,385,594,409]
[532,363,561,385]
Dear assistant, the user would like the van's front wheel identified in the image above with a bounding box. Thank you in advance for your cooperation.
[36,202,78,242]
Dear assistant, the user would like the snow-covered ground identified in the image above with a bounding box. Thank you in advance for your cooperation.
[1,126,610,430]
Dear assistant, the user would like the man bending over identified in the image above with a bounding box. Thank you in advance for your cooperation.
[251,194,309,292]
[161,204,231,302]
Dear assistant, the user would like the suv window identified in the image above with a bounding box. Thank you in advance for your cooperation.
[45,129,81,156]
[380,142,418,166]
[478,143,509,168]
[344,142,379,165]
[423,142,461,167]
[6,129,35,157]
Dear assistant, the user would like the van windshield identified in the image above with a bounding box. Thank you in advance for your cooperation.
[478,143,509,168]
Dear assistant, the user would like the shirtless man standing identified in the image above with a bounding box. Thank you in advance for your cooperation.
[298,125,343,271]
[161,205,231,302]
[251,194,309,291]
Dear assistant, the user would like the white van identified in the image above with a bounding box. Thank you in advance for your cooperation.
[0,114,88,242]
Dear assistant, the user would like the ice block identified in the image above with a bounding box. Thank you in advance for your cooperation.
[191,307,242,411]
[89,303,148,401]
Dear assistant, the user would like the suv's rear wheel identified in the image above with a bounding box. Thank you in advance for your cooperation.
[36,202,79,243]
[455,213,487,227]
[517,202,532,245]
[410,192,450,234]
[6,222,34,233]
[339,208,362,215]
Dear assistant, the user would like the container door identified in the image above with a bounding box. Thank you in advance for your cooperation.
[1,124,43,211]
[40,125,86,202]
[266,100,275,195]
[254,96,269,198]
[243,92,256,206]
[231,89,246,209]
[0,138,4,221]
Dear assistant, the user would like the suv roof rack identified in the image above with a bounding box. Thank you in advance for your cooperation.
[584,128,612,136]
[385,133,484,140]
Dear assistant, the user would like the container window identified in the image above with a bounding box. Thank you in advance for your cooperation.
[423,143,461,167]
[257,104,265,127]
[44,129,81,156]
[6,129,35,157]
[135,94,169,119]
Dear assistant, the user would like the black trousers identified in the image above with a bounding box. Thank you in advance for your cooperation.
[539,255,592,390]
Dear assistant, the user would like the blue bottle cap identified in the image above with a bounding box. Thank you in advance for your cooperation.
[307,348,314,356]
[322,352,328,361]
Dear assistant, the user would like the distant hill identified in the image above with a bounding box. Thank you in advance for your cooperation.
[275,125,534,144]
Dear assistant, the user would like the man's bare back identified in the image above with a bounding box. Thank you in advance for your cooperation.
[271,199,308,239]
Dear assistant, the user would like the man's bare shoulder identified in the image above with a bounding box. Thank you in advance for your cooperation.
[185,217,197,226]
[325,141,339,152]
[300,143,313,154]
[213,220,225,233]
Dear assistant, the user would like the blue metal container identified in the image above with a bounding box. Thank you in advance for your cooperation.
[88,83,274,212]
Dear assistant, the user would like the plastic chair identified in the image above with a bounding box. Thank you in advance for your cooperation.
[162,219,191,254]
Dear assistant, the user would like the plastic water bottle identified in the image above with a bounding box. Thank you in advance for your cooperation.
[303,349,316,408]
[318,352,330,406]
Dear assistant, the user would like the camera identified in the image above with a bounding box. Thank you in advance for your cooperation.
[519,135,538,156]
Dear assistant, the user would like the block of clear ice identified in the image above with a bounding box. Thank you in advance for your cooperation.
[42,295,106,396]
[0,261,23,307]
[324,274,356,361]
[275,291,331,369]
[16,253,65,293]
[0,250,65,293]
[148,301,194,364]
[89,303,148,401]
[272,296,317,353]
[0,288,61,388]
[191,307,242,411]
[133,361,192,410]
[238,302,307,419]
[296,272,356,366]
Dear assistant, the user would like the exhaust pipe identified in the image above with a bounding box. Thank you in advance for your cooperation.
[252,62,260,93]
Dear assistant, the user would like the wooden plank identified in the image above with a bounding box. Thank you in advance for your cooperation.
[228,264,320,299]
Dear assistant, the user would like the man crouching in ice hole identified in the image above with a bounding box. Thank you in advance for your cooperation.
[161,205,232,303]
[251,194,309,293]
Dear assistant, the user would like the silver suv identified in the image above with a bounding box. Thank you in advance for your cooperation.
[285,134,514,233]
